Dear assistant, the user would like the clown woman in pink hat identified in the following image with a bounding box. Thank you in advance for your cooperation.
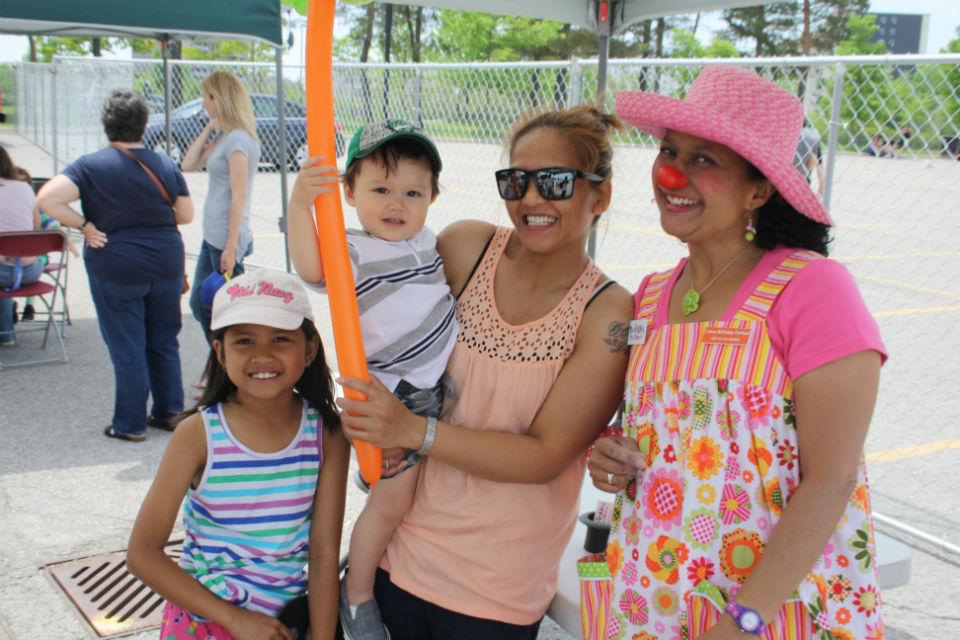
[589,65,887,640]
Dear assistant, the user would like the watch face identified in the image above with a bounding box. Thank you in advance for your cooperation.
[740,610,762,632]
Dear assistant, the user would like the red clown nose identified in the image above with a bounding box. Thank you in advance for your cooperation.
[656,165,688,189]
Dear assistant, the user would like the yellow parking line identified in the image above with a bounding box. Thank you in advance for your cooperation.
[839,222,920,229]
[873,305,960,317]
[867,439,960,463]
[840,251,960,260]
[853,273,960,299]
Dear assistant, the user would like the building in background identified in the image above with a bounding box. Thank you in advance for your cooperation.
[867,13,929,54]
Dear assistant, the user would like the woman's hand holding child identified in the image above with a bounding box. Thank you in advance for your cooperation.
[337,375,425,452]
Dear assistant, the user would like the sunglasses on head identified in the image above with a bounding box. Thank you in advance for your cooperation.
[495,167,604,201]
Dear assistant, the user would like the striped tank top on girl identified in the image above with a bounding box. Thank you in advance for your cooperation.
[178,400,323,616]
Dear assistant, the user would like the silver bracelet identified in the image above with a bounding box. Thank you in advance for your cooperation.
[417,416,437,455]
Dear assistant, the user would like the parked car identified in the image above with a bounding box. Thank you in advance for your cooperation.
[141,94,345,171]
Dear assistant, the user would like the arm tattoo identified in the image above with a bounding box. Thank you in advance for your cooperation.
[604,321,629,355]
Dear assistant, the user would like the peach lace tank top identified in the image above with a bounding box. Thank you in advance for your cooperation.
[382,227,603,624]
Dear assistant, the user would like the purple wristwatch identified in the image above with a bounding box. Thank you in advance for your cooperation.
[724,599,765,635]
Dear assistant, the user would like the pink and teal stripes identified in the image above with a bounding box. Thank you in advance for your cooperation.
[178,402,322,616]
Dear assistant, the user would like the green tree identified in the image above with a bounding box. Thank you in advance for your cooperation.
[830,14,889,149]
[181,40,276,63]
[669,29,738,59]
[670,28,706,58]
[705,39,740,58]
[429,10,505,62]
[800,0,869,54]
[936,26,960,134]
[0,63,14,125]
[720,3,801,56]
[333,1,377,61]
[32,36,123,62]
[334,3,436,63]
[397,5,428,63]
[942,25,960,54]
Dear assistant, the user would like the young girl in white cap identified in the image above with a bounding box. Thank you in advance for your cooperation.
[127,269,349,640]
[589,65,886,639]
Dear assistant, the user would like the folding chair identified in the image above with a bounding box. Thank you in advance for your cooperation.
[0,229,69,369]
[40,244,72,331]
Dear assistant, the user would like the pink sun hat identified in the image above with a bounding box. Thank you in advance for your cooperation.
[615,65,833,226]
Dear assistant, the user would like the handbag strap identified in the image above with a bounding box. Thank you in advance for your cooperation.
[110,143,173,207]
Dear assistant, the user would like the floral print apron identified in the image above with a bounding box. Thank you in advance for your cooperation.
[606,250,883,640]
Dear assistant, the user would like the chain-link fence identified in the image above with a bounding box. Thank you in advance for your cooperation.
[12,54,960,556]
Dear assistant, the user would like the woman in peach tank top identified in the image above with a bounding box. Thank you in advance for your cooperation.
[338,106,634,639]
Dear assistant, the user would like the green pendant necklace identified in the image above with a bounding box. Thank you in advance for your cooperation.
[681,245,752,316]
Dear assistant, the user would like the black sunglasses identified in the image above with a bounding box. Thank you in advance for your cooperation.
[495,167,604,201]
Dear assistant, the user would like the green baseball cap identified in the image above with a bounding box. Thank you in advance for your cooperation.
[345,119,442,173]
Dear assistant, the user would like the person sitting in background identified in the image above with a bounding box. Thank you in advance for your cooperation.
[12,166,79,322]
[895,124,912,151]
[0,146,42,346]
[866,134,895,158]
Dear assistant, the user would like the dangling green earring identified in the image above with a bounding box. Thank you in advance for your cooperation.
[744,220,756,243]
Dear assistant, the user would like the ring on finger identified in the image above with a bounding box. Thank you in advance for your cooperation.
[606,471,615,485]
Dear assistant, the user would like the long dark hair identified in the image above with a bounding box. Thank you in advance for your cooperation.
[183,319,341,432]
[0,146,16,179]
[747,164,832,256]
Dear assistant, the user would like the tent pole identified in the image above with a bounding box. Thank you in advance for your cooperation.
[588,33,611,260]
[384,3,393,118]
[51,60,58,173]
[276,46,291,273]
[162,37,172,158]
[597,34,610,99]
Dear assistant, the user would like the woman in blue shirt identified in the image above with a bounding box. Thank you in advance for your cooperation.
[38,90,195,440]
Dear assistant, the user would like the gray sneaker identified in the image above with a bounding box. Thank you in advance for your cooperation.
[339,576,390,640]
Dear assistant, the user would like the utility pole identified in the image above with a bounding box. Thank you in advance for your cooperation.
[383,3,393,118]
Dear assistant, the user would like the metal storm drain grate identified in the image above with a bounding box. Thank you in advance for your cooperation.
[44,540,183,638]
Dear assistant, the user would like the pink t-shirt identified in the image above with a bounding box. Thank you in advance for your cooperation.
[644,245,887,379]
[0,178,36,233]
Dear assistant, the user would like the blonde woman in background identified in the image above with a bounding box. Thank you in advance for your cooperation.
[181,71,261,346]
